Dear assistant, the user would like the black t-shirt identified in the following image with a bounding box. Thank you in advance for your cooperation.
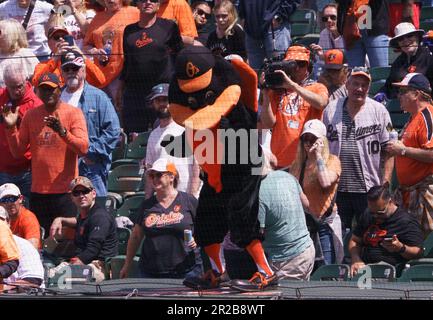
[121,18,183,92]
[206,24,247,60]
[75,204,118,264]
[353,206,424,266]
[135,191,198,275]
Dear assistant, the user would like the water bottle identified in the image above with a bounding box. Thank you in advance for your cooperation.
[389,130,399,141]
[100,40,112,66]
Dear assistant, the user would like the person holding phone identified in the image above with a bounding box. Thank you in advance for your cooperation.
[348,183,424,277]
[291,119,344,267]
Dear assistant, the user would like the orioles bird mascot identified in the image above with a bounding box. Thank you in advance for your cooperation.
[164,46,278,291]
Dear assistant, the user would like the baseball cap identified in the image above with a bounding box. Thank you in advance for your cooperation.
[323,49,348,70]
[392,72,432,93]
[37,72,61,88]
[47,26,69,39]
[148,83,169,101]
[69,176,94,191]
[284,45,311,63]
[349,66,371,82]
[0,207,9,221]
[148,158,178,176]
[0,183,21,199]
[61,50,85,69]
[175,46,215,93]
[301,119,327,138]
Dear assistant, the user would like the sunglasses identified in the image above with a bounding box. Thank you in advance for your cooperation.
[148,172,168,179]
[51,34,67,41]
[72,188,92,197]
[196,8,211,19]
[371,200,391,215]
[322,15,337,22]
[62,65,81,72]
[138,0,159,3]
[0,195,20,203]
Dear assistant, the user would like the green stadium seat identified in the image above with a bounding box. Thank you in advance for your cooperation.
[115,195,145,221]
[111,130,128,163]
[117,227,132,255]
[397,264,433,282]
[109,255,141,279]
[310,264,351,281]
[351,264,396,282]
[386,99,401,113]
[390,112,410,130]
[111,131,151,170]
[421,6,433,22]
[289,9,317,39]
[370,66,391,82]
[294,34,320,47]
[107,164,144,206]
[389,47,400,65]
[420,21,433,33]
[405,232,433,266]
[369,80,385,96]
[47,264,94,287]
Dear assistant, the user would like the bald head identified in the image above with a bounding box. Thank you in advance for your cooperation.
[4,63,28,101]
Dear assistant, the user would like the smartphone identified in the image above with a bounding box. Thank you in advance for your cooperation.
[383,236,393,242]
[63,35,74,46]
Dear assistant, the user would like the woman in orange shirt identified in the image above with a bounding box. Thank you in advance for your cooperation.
[83,0,139,102]
[291,119,344,268]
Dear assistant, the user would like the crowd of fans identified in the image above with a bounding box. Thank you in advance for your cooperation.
[1,0,433,290]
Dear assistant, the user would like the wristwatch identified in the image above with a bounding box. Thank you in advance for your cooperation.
[399,244,406,254]
[59,128,67,137]
[400,147,406,156]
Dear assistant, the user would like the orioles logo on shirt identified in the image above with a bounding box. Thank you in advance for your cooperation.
[363,224,388,247]
[136,32,153,48]
[408,65,417,73]
[144,212,184,228]
[186,62,200,78]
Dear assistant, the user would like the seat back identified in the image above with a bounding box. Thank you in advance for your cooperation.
[107,164,143,194]
[109,255,141,279]
[115,195,145,221]
[370,66,391,82]
[310,264,351,281]
[423,231,433,258]
[47,264,94,287]
[351,264,396,282]
[117,227,132,255]
[125,131,151,160]
[398,264,433,282]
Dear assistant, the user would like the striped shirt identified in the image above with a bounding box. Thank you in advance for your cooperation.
[338,106,367,193]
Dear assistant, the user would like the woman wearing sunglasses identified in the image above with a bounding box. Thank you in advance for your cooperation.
[291,119,344,268]
[120,158,202,279]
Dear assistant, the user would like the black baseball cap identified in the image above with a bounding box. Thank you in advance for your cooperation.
[37,73,61,88]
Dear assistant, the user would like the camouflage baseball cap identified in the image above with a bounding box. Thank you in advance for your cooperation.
[70,176,94,191]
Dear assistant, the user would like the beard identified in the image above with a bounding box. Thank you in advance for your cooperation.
[66,77,80,90]
[156,110,171,119]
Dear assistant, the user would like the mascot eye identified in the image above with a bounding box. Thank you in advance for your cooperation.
[187,96,199,109]
[205,90,216,104]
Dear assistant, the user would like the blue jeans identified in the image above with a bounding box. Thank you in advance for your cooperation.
[345,30,389,68]
[0,170,32,200]
[245,22,292,71]
[78,159,108,196]
[318,223,335,265]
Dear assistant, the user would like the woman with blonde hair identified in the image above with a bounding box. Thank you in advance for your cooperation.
[290,119,344,267]
[206,0,246,60]
[0,19,39,87]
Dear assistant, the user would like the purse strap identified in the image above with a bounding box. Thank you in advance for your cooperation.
[22,0,36,31]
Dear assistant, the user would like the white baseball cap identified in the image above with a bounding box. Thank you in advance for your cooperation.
[0,183,21,199]
[148,158,178,176]
[301,119,327,138]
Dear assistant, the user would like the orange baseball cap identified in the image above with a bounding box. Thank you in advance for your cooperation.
[324,49,348,70]
[284,45,310,63]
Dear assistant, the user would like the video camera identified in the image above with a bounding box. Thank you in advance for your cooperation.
[262,55,298,89]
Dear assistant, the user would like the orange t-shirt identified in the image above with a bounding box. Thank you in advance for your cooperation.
[270,82,328,168]
[84,6,140,86]
[157,0,198,38]
[396,104,433,187]
[6,102,89,194]
[10,207,41,249]
[0,220,19,264]
[301,155,341,217]
[32,58,106,88]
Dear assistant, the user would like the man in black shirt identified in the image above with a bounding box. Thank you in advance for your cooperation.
[349,183,423,277]
[119,0,183,134]
[50,176,118,282]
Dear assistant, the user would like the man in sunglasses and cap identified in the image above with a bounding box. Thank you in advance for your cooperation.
[49,176,118,282]
[386,73,433,236]
[323,67,394,233]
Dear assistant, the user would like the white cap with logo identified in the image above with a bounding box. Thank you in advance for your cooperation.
[301,119,327,138]
[0,183,21,199]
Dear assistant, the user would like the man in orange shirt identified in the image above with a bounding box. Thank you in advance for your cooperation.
[157,0,198,44]
[0,183,41,250]
[0,218,20,287]
[2,73,89,234]
[260,45,329,169]
[386,73,433,236]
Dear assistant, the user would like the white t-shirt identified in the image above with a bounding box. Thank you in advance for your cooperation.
[60,86,84,107]
[0,0,53,57]
[64,9,96,50]
[5,236,45,287]
[145,121,194,194]
[0,48,39,87]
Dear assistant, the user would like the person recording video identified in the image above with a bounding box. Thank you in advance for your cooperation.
[259,45,329,170]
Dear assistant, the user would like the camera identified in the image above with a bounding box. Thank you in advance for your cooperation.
[262,55,298,89]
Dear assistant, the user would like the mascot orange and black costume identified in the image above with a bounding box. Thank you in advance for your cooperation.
[164,46,278,291]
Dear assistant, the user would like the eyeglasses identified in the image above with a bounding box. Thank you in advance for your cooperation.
[196,8,211,19]
[0,195,20,203]
[215,13,229,19]
[371,200,391,215]
[72,188,92,197]
[322,15,337,22]
[62,65,81,73]
[148,172,167,179]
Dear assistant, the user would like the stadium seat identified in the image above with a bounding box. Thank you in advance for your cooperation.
[388,47,400,65]
[386,99,401,113]
[289,9,317,38]
[405,232,433,266]
[397,264,433,282]
[342,230,352,264]
[107,164,144,206]
[117,227,132,255]
[390,112,410,130]
[114,195,145,221]
[294,34,320,47]
[109,255,141,279]
[111,130,128,163]
[420,21,433,33]
[47,264,94,287]
[421,6,433,22]
[369,80,385,96]
[111,131,151,170]
[370,66,391,82]
[310,264,351,281]
[351,264,396,282]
